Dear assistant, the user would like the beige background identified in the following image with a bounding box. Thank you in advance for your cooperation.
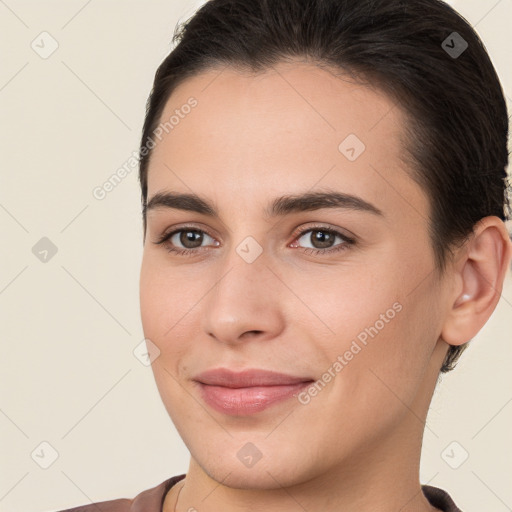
[0,1,511,511]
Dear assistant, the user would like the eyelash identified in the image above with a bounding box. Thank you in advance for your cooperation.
[153,224,355,257]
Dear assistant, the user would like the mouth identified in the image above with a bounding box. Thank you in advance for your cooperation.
[193,368,315,415]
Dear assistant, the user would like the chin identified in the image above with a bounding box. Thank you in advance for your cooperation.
[189,437,326,491]
[202,461,308,490]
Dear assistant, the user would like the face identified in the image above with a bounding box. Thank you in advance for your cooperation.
[139,61,451,489]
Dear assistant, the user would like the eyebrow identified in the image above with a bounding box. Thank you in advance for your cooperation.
[144,189,383,219]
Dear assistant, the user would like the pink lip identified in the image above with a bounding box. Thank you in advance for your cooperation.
[193,368,314,415]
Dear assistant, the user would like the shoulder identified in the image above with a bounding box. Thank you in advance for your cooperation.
[422,484,462,512]
[53,499,131,512]
[53,497,132,512]
[54,474,186,512]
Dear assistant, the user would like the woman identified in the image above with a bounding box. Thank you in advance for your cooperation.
[58,0,511,510]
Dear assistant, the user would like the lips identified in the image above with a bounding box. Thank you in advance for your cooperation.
[194,368,313,387]
[193,368,314,415]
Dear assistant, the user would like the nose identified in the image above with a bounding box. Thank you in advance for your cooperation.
[201,248,285,346]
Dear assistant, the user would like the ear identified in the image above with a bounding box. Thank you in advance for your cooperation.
[441,216,512,346]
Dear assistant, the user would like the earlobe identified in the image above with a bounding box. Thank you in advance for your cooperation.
[440,216,512,347]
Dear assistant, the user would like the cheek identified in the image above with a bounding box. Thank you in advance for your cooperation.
[139,255,210,398]
[284,261,399,340]
[140,259,192,409]
[337,283,441,422]
[288,260,434,387]
[139,254,197,341]
[140,259,165,337]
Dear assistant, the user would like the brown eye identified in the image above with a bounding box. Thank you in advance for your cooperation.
[303,230,336,249]
[153,227,219,255]
[174,230,205,249]
[289,225,356,257]
[296,228,349,251]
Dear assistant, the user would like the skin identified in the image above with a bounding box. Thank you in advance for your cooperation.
[139,61,512,512]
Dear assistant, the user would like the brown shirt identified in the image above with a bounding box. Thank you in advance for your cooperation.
[55,474,462,511]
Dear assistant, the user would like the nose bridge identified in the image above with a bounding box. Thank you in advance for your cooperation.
[201,240,284,344]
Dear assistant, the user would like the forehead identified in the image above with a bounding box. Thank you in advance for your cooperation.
[146,61,429,225]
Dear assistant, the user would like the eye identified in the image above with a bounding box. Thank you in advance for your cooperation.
[290,226,355,255]
[152,224,355,257]
[153,226,219,255]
